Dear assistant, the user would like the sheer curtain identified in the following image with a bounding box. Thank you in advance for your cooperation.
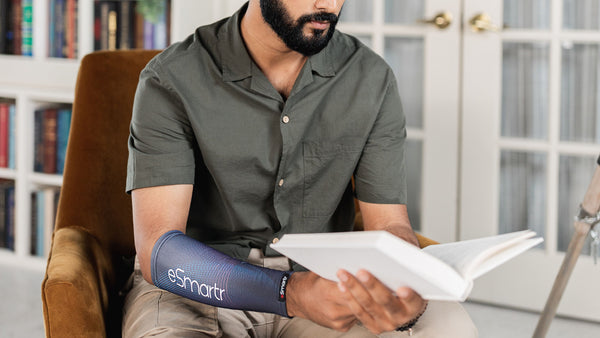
[385,38,424,129]
[501,42,550,139]
[563,0,600,30]
[339,0,373,23]
[561,43,600,143]
[384,0,424,24]
[503,0,551,29]
[499,151,547,243]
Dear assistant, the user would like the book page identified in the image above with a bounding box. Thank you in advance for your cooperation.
[422,230,538,279]
[467,237,544,279]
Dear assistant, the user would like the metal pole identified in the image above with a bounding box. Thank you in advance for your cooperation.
[533,155,600,338]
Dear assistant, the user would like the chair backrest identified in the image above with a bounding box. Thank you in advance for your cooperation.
[55,50,160,257]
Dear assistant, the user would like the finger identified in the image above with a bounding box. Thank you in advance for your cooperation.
[348,271,427,330]
[354,270,405,318]
[396,287,418,301]
[337,275,380,332]
[337,270,396,333]
[338,270,380,315]
[396,286,426,312]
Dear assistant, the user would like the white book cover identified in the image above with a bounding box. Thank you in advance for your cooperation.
[271,230,543,301]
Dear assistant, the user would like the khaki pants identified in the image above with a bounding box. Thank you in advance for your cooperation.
[122,250,478,338]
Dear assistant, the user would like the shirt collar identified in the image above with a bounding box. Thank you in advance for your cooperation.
[218,4,253,82]
[218,3,337,82]
[308,33,336,78]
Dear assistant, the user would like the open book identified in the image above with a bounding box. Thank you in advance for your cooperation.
[270,230,543,301]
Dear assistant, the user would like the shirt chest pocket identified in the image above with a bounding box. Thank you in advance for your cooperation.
[303,141,363,218]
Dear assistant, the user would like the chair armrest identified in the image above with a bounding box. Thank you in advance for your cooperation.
[416,233,439,248]
[42,227,113,338]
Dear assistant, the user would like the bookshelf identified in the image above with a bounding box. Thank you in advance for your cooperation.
[0,87,72,270]
[0,0,224,270]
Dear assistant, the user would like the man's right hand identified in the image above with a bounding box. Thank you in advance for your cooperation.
[286,269,428,335]
[285,271,358,332]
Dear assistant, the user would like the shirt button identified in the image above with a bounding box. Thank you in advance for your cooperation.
[282,116,290,124]
[272,238,280,244]
[278,179,284,187]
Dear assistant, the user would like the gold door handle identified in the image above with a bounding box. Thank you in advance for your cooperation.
[420,12,453,30]
[469,13,501,32]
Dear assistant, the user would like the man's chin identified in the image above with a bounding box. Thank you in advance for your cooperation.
[310,29,327,39]
[292,40,330,56]
[303,27,329,40]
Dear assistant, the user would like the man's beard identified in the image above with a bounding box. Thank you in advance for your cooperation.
[260,0,339,56]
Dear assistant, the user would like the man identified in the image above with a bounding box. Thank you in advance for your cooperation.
[123,0,477,337]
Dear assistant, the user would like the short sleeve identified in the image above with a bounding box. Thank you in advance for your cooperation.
[126,60,196,193]
[354,77,407,204]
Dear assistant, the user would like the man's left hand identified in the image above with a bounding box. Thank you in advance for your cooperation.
[336,269,427,334]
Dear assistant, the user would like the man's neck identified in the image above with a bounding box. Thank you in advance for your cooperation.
[241,1,308,99]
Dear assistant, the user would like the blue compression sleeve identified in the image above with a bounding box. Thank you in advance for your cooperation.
[151,230,292,317]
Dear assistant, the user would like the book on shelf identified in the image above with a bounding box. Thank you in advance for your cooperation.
[271,230,544,301]
[21,0,32,56]
[0,103,8,168]
[0,180,15,251]
[12,0,21,55]
[8,103,15,169]
[142,16,153,49]
[56,108,71,174]
[49,0,78,58]
[94,0,170,51]
[30,187,60,257]
[0,101,15,169]
[43,188,57,256]
[33,108,43,172]
[49,0,62,57]
[0,180,7,248]
[118,0,132,49]
[4,184,14,250]
[30,191,37,255]
[34,106,72,174]
[0,0,9,54]
[42,108,57,174]
[0,0,30,55]
[65,0,77,59]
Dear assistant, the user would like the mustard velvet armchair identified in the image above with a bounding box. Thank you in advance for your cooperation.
[42,50,161,337]
[41,50,437,338]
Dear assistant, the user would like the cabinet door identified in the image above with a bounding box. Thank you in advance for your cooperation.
[461,0,600,320]
[339,0,462,243]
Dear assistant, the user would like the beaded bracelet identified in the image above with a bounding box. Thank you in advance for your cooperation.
[395,302,428,335]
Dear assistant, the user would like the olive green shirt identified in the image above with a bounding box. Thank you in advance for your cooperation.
[126,5,407,264]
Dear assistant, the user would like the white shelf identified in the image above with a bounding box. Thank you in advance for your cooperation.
[29,173,64,187]
[0,168,17,180]
[0,57,79,91]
